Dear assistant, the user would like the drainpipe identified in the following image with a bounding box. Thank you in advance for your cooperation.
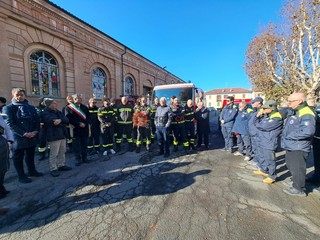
[121,47,127,96]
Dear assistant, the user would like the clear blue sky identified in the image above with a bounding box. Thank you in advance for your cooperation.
[49,0,284,92]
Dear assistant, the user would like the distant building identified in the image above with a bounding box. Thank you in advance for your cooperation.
[205,88,254,109]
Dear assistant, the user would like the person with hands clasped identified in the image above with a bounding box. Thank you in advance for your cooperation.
[65,94,91,166]
[3,88,43,183]
[154,97,173,158]
[220,96,238,153]
[42,98,72,177]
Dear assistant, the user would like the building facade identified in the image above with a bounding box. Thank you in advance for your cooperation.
[0,0,183,107]
[205,88,254,109]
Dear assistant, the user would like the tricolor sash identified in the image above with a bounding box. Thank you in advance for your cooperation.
[68,103,87,120]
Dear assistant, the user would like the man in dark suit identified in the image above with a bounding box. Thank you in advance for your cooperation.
[65,94,91,166]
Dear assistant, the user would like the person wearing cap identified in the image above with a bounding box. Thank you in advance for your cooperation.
[248,97,264,165]
[42,98,72,177]
[65,94,91,166]
[252,100,283,184]
[281,92,315,196]
[3,88,43,183]
[232,101,253,161]
[87,98,101,155]
[220,96,238,152]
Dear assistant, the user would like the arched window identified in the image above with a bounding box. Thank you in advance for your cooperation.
[92,67,106,99]
[124,76,134,96]
[30,51,59,96]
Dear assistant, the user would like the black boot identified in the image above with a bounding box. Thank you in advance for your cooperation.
[75,155,82,166]
[146,144,151,152]
[164,151,170,158]
[38,152,46,161]
[136,145,141,153]
[173,145,178,152]
[115,143,121,153]
[128,143,134,152]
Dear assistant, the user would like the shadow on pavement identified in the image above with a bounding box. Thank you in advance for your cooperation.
[0,160,211,233]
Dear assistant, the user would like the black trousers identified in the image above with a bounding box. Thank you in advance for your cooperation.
[285,150,309,191]
[312,138,320,180]
[87,125,100,151]
[12,146,37,178]
[73,127,89,162]
[197,126,209,147]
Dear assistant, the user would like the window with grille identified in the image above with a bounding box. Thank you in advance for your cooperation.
[30,51,59,96]
[92,68,106,99]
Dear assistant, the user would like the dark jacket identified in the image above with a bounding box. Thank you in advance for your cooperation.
[232,106,253,135]
[154,105,172,127]
[65,103,90,138]
[281,103,315,152]
[3,99,40,150]
[98,106,116,132]
[42,108,69,142]
[254,111,283,150]
[117,103,134,124]
[0,116,13,174]
[248,107,261,137]
[220,104,238,128]
[314,104,320,138]
[195,107,210,131]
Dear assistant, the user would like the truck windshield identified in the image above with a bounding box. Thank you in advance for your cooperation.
[153,87,193,105]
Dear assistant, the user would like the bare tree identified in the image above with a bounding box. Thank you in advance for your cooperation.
[245,0,320,105]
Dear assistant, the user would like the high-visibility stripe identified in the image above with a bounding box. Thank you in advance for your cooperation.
[299,106,315,117]
[118,121,133,124]
[38,147,46,152]
[270,112,282,119]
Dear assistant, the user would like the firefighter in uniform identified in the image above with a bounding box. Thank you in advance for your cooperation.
[133,97,152,153]
[150,97,159,143]
[87,98,100,155]
[170,97,189,153]
[116,96,134,152]
[36,97,48,161]
[183,99,196,150]
[110,98,118,144]
[98,97,116,156]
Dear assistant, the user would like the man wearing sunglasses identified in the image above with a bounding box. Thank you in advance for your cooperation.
[281,92,315,196]
[220,96,238,152]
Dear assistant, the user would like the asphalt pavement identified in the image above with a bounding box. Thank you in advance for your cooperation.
[0,124,320,239]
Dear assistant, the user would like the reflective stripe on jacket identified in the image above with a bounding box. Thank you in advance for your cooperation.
[281,103,315,152]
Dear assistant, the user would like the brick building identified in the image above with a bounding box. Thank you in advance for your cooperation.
[0,0,183,107]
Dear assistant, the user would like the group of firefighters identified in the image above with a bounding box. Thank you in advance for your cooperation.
[36,94,210,162]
